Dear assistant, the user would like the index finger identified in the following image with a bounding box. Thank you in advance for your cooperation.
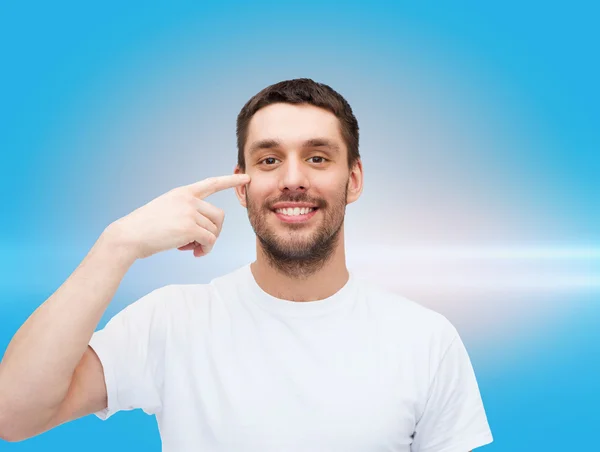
[188,174,251,198]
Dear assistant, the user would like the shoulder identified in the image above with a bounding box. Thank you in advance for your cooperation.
[138,265,250,322]
[354,277,454,326]
[132,265,249,309]
[119,284,186,317]
[100,285,186,334]
[353,276,458,347]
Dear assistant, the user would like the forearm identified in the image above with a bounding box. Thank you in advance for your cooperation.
[0,223,137,423]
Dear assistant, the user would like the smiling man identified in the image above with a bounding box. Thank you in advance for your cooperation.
[0,79,493,451]
[237,96,361,288]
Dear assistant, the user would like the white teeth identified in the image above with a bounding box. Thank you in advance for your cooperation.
[275,207,315,216]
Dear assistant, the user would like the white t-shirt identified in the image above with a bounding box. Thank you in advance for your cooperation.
[89,264,493,452]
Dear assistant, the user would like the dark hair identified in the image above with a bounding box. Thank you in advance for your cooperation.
[236,78,360,170]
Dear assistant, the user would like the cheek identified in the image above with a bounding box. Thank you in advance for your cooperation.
[246,176,276,202]
[317,175,348,197]
[248,174,277,196]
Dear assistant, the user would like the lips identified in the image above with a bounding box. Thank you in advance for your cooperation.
[272,206,319,223]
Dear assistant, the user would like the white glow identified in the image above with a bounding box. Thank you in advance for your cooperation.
[349,245,600,260]
[346,246,600,291]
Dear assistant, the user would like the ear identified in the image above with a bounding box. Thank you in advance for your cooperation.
[233,165,248,208]
[346,159,364,205]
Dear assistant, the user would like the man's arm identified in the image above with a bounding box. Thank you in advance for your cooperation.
[0,174,250,442]
[0,230,136,442]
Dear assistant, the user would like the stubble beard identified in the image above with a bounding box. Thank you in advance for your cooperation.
[246,185,348,279]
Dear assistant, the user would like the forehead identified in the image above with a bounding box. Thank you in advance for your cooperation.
[245,103,344,150]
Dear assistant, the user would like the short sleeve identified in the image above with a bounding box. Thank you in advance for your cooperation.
[89,286,174,420]
[411,332,493,452]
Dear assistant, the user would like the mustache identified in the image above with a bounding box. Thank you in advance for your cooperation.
[266,193,326,209]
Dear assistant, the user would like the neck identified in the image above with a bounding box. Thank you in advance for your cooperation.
[250,228,349,302]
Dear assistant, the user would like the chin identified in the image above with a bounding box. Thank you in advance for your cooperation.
[271,232,319,248]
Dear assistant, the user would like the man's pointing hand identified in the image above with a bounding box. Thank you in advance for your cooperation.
[110,174,250,260]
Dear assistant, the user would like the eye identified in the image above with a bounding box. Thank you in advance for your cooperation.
[259,157,280,165]
[308,156,328,164]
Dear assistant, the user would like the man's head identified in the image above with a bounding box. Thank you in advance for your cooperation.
[234,79,363,277]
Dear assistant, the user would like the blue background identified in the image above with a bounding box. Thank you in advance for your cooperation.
[1,1,598,451]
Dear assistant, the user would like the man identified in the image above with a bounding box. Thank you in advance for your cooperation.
[0,79,493,451]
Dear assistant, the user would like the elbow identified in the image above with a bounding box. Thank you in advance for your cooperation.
[0,391,61,443]
[0,420,40,443]
[0,420,29,443]
[0,387,53,443]
[0,402,8,442]
[0,400,59,443]
[0,415,16,443]
[1,434,26,443]
[0,431,21,443]
[0,418,15,443]
[0,405,27,443]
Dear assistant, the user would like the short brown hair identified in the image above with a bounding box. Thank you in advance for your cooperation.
[236,78,360,170]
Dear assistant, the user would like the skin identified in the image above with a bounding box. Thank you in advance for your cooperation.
[234,103,364,301]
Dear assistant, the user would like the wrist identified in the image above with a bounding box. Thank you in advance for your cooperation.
[99,221,141,264]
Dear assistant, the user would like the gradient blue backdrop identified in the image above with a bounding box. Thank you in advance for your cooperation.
[1,1,598,451]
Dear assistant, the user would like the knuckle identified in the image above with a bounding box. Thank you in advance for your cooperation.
[173,190,190,204]
[207,232,217,245]
[184,192,196,204]
[187,206,198,218]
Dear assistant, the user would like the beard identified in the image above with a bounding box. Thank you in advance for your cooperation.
[246,184,348,279]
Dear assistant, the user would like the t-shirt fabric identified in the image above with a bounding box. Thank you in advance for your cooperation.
[89,264,493,451]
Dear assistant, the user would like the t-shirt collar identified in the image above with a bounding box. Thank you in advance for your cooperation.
[242,263,355,317]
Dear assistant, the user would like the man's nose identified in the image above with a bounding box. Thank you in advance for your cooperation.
[278,159,310,192]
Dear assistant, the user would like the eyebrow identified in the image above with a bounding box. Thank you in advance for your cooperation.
[248,138,341,156]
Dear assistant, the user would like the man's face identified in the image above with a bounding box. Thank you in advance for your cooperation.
[236,103,361,264]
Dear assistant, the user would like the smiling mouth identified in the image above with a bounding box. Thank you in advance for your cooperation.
[272,206,319,224]
[274,207,317,216]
